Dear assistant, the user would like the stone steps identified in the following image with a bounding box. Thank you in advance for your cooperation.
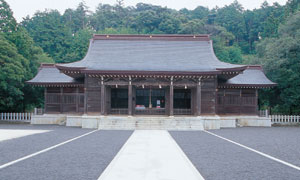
[98,118,204,130]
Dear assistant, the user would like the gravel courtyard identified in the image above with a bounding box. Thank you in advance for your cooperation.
[170,127,300,180]
[0,125,299,180]
[0,125,133,180]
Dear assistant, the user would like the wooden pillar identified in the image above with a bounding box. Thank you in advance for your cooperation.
[76,87,79,113]
[169,77,174,116]
[132,86,136,115]
[128,76,133,116]
[255,89,258,114]
[100,76,106,115]
[214,76,218,115]
[84,74,87,114]
[60,87,63,113]
[196,78,201,116]
[44,87,47,113]
[239,89,242,115]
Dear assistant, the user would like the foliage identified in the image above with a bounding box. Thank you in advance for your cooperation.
[249,11,300,114]
[0,0,53,112]
[0,0,17,32]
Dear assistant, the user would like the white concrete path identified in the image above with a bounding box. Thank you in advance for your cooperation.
[98,130,204,180]
[0,129,50,142]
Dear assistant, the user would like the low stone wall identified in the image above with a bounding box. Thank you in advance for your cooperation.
[237,116,271,127]
[31,114,271,129]
[82,116,100,128]
[218,116,271,127]
[31,114,66,125]
[66,116,83,127]
[219,116,236,128]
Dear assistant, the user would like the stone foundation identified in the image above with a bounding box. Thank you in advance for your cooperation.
[32,115,271,130]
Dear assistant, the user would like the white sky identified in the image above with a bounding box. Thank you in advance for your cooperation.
[6,0,288,22]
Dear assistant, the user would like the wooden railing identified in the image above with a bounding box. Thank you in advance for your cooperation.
[109,108,128,115]
[0,112,32,122]
[135,108,166,115]
[174,109,192,115]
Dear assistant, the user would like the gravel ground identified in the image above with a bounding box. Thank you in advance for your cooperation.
[209,127,300,167]
[0,128,133,180]
[170,129,300,180]
[0,124,92,165]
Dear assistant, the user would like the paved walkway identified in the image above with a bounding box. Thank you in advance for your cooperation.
[0,129,50,142]
[98,130,204,180]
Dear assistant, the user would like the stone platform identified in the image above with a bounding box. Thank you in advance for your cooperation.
[31,114,271,130]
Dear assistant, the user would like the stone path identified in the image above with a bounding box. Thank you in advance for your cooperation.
[98,130,204,180]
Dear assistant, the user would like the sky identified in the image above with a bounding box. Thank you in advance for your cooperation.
[6,0,288,22]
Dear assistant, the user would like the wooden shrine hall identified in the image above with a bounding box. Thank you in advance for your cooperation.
[27,34,276,129]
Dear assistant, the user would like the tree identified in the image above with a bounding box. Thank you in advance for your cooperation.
[251,11,300,114]
[0,0,17,32]
[0,34,27,111]
[63,1,90,33]
[21,10,73,63]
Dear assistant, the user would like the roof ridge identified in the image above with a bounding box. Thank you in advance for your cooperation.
[246,65,263,70]
[40,63,56,68]
[92,34,210,41]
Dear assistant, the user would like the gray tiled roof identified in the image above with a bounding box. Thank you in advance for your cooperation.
[58,39,244,72]
[221,67,276,87]
[27,65,81,85]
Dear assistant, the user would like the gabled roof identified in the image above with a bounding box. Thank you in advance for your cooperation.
[56,34,245,74]
[219,66,276,88]
[26,64,83,87]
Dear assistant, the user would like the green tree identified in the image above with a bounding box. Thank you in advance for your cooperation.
[0,0,17,32]
[63,1,90,33]
[251,11,300,114]
[21,10,73,63]
[0,34,27,111]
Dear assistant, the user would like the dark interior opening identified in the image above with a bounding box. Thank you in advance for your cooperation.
[174,89,191,109]
[111,88,128,108]
[136,88,165,109]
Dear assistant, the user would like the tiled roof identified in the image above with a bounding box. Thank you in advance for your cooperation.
[219,66,276,88]
[57,34,245,72]
[26,64,83,86]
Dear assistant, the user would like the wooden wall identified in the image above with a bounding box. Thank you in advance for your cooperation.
[86,77,101,113]
[44,77,258,116]
[217,88,257,115]
[45,87,84,113]
[201,78,216,115]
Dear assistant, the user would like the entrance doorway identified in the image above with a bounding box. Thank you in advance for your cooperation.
[135,88,166,115]
[174,89,192,115]
[110,88,128,114]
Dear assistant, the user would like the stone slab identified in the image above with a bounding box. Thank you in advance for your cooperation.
[82,116,99,129]
[66,116,82,127]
